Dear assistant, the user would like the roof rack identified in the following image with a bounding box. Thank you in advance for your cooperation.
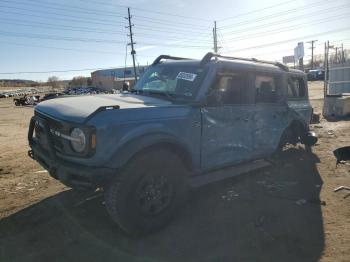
[152,55,192,66]
[200,52,289,71]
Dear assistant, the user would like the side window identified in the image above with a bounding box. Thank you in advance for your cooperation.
[255,75,277,103]
[287,77,306,98]
[124,69,132,76]
[209,73,250,105]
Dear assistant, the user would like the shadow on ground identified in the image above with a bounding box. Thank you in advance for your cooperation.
[0,147,324,262]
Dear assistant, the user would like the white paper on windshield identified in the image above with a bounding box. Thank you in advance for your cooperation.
[176,72,197,82]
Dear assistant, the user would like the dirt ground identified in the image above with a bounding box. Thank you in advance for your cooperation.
[1,81,350,262]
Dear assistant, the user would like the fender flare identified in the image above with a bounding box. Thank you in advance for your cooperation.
[108,132,194,171]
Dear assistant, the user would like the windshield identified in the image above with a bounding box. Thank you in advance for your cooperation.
[133,64,205,101]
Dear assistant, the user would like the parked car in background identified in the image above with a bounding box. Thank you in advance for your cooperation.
[307,69,325,81]
[41,92,65,101]
[14,95,41,106]
[28,52,317,235]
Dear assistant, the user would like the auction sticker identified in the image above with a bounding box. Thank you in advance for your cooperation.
[176,72,197,82]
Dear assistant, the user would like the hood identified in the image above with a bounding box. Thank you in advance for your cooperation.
[35,93,172,123]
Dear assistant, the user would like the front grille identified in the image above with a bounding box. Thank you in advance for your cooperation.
[34,111,65,153]
[35,111,63,130]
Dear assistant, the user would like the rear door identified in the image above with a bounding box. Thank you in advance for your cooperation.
[201,69,255,169]
[253,73,288,156]
[287,75,312,123]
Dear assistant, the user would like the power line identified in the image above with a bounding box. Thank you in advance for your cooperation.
[220,3,350,36]
[0,16,212,42]
[0,0,125,18]
[4,0,212,29]
[0,31,212,48]
[0,19,125,35]
[223,26,350,53]
[0,20,213,45]
[219,0,336,29]
[0,6,211,35]
[0,31,127,44]
[0,4,126,26]
[1,1,211,33]
[134,28,211,40]
[1,19,213,44]
[133,25,210,36]
[223,12,350,42]
[218,0,295,22]
[0,41,120,54]
[130,22,212,34]
[75,0,212,22]
[0,3,213,39]
[133,15,210,29]
[0,67,126,75]
[1,10,127,28]
[0,40,156,57]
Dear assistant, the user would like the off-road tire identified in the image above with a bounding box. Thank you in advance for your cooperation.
[277,127,297,152]
[104,149,188,235]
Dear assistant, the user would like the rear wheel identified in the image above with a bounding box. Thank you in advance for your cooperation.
[277,126,298,152]
[278,122,316,152]
[104,149,188,235]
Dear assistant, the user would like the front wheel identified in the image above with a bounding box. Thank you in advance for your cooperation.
[104,149,188,235]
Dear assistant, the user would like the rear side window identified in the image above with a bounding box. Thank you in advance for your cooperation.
[208,73,251,105]
[255,75,277,103]
[287,77,306,98]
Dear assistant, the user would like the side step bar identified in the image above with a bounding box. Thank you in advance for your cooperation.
[189,159,271,188]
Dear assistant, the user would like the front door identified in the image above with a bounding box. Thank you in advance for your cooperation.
[201,71,254,170]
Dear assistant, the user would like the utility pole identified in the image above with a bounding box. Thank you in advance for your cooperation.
[213,21,218,53]
[335,47,338,63]
[341,43,344,62]
[126,8,137,84]
[324,42,327,97]
[326,41,330,95]
[307,40,318,69]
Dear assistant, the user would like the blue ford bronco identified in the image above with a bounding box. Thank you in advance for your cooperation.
[28,53,317,234]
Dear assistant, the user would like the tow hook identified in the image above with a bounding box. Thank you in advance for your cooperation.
[302,131,318,146]
[28,150,34,159]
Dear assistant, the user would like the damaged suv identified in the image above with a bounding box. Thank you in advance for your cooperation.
[28,53,317,234]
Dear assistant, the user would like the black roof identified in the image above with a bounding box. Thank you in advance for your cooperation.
[152,53,305,76]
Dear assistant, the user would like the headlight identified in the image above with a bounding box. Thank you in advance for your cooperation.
[70,128,86,153]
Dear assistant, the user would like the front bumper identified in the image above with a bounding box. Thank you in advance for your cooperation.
[28,116,114,189]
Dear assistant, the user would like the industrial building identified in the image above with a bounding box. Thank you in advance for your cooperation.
[91,66,147,91]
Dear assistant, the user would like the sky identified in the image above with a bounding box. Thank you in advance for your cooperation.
[1,0,350,81]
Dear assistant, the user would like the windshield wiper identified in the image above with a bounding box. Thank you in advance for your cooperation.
[130,89,174,101]
[148,91,173,100]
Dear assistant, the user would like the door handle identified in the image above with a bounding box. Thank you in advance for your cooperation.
[244,118,249,122]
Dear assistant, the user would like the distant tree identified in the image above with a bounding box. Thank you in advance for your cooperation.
[68,76,91,88]
[47,76,60,90]
[87,77,92,86]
